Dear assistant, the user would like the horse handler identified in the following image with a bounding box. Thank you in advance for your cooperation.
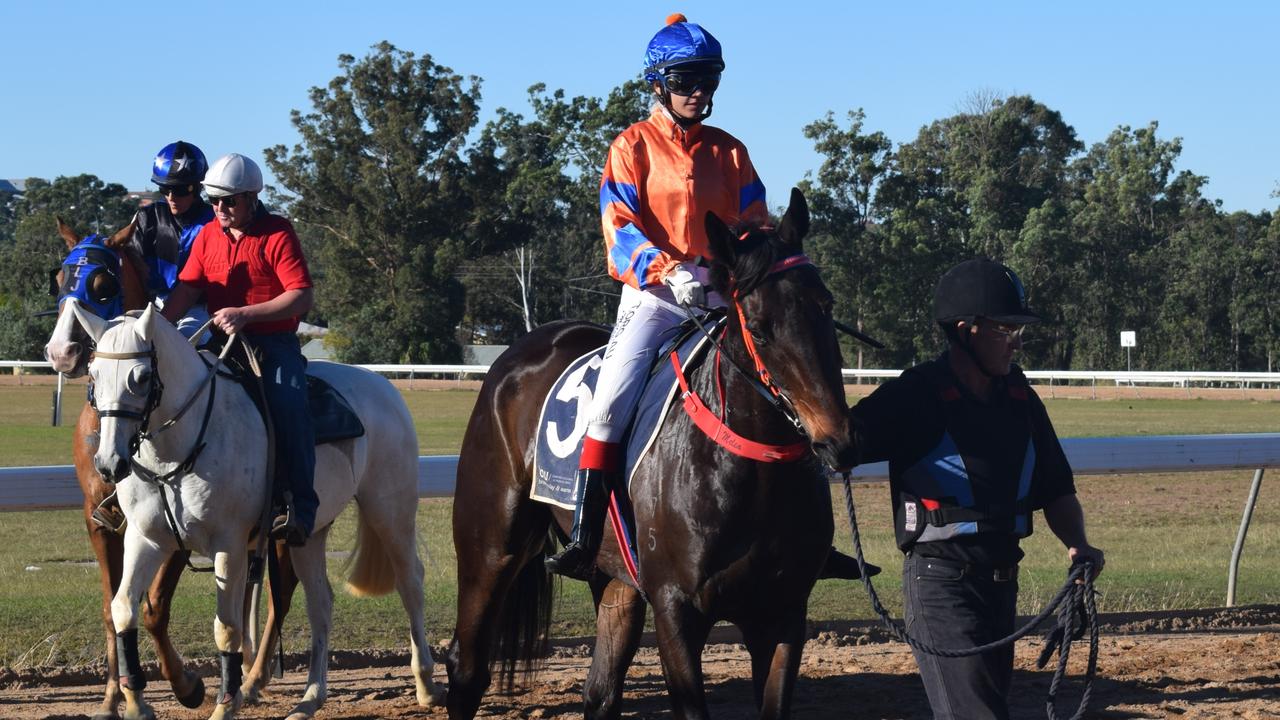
[848,258,1105,720]
[161,152,318,547]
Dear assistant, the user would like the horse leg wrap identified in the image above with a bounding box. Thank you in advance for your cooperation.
[219,651,243,705]
[115,628,147,690]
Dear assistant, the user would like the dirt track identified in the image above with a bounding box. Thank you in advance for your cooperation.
[4,607,1279,719]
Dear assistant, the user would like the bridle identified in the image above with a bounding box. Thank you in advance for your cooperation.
[679,252,819,438]
[89,326,236,573]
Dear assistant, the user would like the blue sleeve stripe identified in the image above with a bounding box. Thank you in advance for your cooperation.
[609,223,651,279]
[631,246,662,285]
[739,179,766,213]
[600,179,641,216]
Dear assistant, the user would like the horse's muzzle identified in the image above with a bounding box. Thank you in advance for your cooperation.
[811,439,857,473]
[95,454,130,484]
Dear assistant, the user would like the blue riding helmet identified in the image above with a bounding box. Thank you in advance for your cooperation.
[56,235,124,319]
[643,14,725,82]
[151,141,208,187]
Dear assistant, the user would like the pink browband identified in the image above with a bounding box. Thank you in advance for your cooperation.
[769,254,811,274]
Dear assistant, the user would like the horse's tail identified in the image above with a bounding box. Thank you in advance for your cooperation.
[493,530,556,692]
[345,509,396,598]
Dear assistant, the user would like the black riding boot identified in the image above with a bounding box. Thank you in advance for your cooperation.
[545,468,612,581]
[818,546,881,580]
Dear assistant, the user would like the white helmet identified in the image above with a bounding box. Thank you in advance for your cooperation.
[203,153,264,197]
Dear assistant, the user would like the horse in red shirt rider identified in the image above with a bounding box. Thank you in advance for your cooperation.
[161,153,318,547]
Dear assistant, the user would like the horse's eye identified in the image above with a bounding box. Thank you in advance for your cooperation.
[748,327,769,346]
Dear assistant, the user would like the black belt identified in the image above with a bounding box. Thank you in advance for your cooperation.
[909,553,1019,583]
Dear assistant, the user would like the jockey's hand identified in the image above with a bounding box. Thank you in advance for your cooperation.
[664,264,706,308]
[212,306,250,336]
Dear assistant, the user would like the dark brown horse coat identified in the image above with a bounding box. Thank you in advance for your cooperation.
[447,188,855,720]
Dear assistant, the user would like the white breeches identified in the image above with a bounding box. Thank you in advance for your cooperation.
[586,281,723,443]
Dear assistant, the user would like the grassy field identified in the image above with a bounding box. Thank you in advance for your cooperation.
[0,384,1277,669]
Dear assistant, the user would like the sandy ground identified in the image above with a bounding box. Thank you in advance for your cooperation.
[3,607,1279,719]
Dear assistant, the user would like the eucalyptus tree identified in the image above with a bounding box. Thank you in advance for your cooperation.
[265,42,481,363]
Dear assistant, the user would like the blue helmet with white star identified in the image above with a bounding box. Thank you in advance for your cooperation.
[151,141,208,187]
[643,14,724,82]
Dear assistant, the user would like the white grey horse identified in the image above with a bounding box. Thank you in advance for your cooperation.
[88,304,444,720]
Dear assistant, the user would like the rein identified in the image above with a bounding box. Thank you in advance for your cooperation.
[838,472,1099,719]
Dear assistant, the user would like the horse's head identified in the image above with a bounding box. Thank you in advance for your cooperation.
[705,188,856,471]
[88,304,170,483]
[45,217,139,376]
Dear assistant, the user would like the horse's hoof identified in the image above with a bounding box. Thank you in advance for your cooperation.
[430,684,448,707]
[90,712,121,720]
[209,689,243,720]
[176,671,206,708]
[240,681,261,705]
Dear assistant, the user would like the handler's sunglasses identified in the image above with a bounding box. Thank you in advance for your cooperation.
[984,321,1026,341]
[663,71,720,96]
[209,193,243,208]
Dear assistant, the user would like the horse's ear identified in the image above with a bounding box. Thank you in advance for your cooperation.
[705,211,737,267]
[777,188,810,247]
[705,211,738,295]
[137,303,157,342]
[105,219,136,249]
[69,300,109,343]
[56,216,79,250]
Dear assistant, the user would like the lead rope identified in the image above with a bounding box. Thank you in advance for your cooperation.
[839,472,1098,719]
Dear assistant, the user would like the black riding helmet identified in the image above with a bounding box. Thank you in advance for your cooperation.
[934,258,1042,327]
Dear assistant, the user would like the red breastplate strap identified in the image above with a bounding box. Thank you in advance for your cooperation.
[670,352,809,462]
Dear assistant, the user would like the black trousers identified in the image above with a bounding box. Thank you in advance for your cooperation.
[902,552,1019,720]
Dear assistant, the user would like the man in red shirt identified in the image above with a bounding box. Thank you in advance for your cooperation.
[162,153,317,546]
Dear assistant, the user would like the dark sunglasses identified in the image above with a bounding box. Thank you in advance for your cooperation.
[663,71,720,96]
[157,184,195,198]
[209,193,243,208]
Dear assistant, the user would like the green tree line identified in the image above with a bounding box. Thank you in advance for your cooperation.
[2,43,1277,371]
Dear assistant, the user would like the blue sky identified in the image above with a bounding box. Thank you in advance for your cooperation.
[2,1,1276,213]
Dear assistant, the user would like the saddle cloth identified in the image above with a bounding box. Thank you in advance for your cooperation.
[531,314,724,508]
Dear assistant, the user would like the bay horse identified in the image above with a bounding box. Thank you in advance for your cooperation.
[44,218,212,720]
[447,188,855,720]
[45,218,302,718]
[88,304,445,719]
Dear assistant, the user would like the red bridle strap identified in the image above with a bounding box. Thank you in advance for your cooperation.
[670,352,809,462]
[733,254,812,395]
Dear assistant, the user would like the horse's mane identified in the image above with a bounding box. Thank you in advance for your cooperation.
[709,220,789,298]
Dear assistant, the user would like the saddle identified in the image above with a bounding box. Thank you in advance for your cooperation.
[531,312,725,571]
[212,338,365,445]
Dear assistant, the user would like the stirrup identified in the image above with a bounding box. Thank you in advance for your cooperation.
[270,501,307,547]
[91,492,127,534]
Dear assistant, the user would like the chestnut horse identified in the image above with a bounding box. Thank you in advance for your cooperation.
[447,189,856,720]
[43,219,296,719]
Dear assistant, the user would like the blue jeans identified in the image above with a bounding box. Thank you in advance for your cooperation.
[902,552,1019,720]
[246,332,317,534]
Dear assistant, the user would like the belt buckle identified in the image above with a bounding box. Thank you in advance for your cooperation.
[993,567,1016,582]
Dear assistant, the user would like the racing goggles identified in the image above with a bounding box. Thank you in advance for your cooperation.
[663,70,721,96]
[157,184,196,198]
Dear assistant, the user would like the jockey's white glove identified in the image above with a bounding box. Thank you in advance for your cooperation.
[664,264,706,308]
